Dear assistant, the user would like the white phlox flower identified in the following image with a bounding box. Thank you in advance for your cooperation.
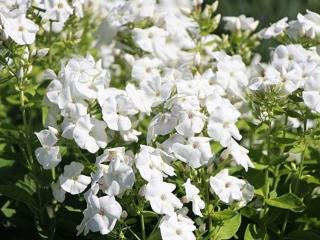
[209,169,253,205]
[173,137,213,169]
[140,178,182,215]
[99,158,135,196]
[135,145,175,181]
[77,194,122,235]
[35,127,62,169]
[159,209,196,240]
[2,13,38,45]
[73,115,108,153]
[59,161,91,195]
[183,179,205,217]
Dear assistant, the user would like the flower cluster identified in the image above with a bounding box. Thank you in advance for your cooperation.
[32,0,257,239]
[249,43,320,113]
[5,0,320,240]
[0,0,101,45]
[260,9,320,40]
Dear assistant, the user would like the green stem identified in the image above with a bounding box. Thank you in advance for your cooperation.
[140,211,146,240]
[20,85,45,235]
[281,118,307,238]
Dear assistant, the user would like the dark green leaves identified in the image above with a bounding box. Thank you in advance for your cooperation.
[0,184,38,214]
[209,210,242,240]
[265,193,305,212]
[244,224,269,240]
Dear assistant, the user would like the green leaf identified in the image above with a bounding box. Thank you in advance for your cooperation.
[244,223,269,240]
[0,158,14,168]
[211,210,238,221]
[265,193,305,212]
[210,210,241,239]
[273,137,297,145]
[302,175,320,185]
[0,185,38,214]
[65,205,82,213]
[286,110,302,118]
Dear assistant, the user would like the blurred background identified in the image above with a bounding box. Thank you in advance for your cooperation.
[206,0,320,28]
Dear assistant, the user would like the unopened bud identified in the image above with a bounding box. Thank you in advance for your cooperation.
[211,1,219,12]
[37,48,50,57]
[17,68,24,79]
[121,210,128,219]
[22,47,29,61]
[194,52,202,66]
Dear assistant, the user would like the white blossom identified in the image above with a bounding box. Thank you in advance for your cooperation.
[59,162,91,195]
[183,179,205,216]
[141,179,182,215]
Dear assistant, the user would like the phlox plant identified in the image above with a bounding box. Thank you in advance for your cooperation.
[0,1,319,240]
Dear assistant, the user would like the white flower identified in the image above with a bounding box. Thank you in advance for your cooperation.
[101,94,137,131]
[249,64,282,91]
[173,137,213,169]
[40,0,73,22]
[73,115,108,153]
[160,210,196,240]
[141,179,182,215]
[120,129,141,142]
[35,127,58,148]
[0,0,30,12]
[35,146,62,170]
[52,181,66,203]
[147,113,177,144]
[59,162,91,195]
[222,139,254,171]
[141,76,173,107]
[207,101,241,147]
[213,52,248,99]
[175,109,206,137]
[3,13,38,45]
[64,55,109,100]
[209,169,245,204]
[259,17,288,39]
[303,67,320,112]
[288,10,320,39]
[135,145,175,181]
[77,195,122,235]
[96,147,126,165]
[100,158,135,196]
[223,15,259,32]
[132,26,168,53]
[183,179,205,217]
[72,0,86,18]
[125,83,152,115]
[131,57,162,83]
[35,127,62,169]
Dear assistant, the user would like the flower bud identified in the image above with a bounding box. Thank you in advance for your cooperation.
[22,47,29,61]
[211,1,219,12]
[121,210,128,219]
[17,68,24,79]
[194,52,202,66]
[37,48,50,57]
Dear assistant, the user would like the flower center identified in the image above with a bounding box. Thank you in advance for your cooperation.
[57,2,64,8]
[160,194,167,201]
[176,229,182,235]
[225,182,231,188]
[18,26,24,32]
[192,142,199,149]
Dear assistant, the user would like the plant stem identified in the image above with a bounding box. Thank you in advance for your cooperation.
[281,118,307,238]
[140,211,146,240]
[20,84,44,235]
